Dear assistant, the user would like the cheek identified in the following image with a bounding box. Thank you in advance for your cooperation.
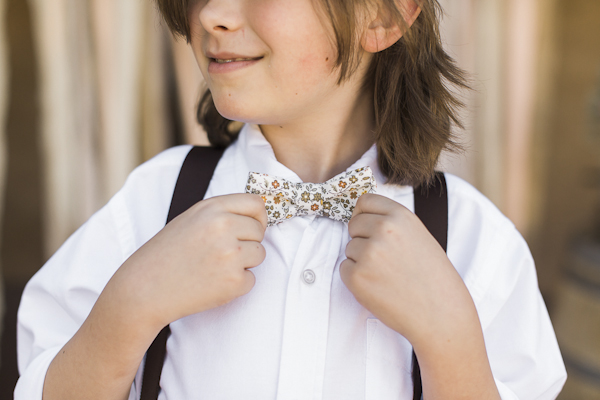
[299,49,333,72]
[299,57,333,88]
[188,4,209,73]
[271,38,337,93]
[253,1,338,88]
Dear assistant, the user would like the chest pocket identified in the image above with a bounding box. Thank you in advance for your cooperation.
[365,318,414,400]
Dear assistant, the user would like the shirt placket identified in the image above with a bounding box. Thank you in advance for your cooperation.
[276,219,343,400]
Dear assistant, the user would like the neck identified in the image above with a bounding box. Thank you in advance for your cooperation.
[260,86,375,183]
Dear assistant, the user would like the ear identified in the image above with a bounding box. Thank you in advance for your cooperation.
[361,0,421,53]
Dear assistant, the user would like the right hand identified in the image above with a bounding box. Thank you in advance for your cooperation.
[109,193,268,331]
[42,194,267,400]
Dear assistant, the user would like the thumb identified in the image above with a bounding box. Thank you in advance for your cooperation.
[351,193,387,220]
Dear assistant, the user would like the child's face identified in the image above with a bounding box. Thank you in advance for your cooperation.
[188,0,371,126]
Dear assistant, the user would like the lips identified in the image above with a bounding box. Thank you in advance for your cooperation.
[206,52,264,74]
[213,57,263,64]
[206,51,263,63]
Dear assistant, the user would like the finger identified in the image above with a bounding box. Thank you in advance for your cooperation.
[237,241,267,269]
[345,237,370,262]
[339,258,356,288]
[238,269,256,296]
[347,213,388,239]
[227,213,266,242]
[214,193,269,231]
[352,193,398,219]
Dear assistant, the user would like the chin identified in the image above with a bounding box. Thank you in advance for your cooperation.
[212,97,271,125]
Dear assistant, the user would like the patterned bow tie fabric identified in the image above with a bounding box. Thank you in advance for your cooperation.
[245,167,377,226]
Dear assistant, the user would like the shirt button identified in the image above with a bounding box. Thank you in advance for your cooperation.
[302,269,316,284]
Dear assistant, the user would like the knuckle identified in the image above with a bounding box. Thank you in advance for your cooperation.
[224,269,245,289]
[373,239,386,254]
[256,244,267,262]
[252,193,265,205]
[232,271,254,297]
[200,196,221,213]
[360,238,373,253]
[346,270,363,292]
[359,192,373,200]
[249,193,267,210]
[217,242,241,263]
[391,204,410,220]
[356,194,368,206]
[339,260,352,283]
[253,222,266,240]
[345,241,357,259]
[211,214,232,234]
[362,251,376,266]
[347,217,358,235]
[340,260,356,279]
[378,218,395,234]
[362,240,379,260]
[243,271,256,292]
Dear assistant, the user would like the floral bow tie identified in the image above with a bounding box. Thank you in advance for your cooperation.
[245,167,377,226]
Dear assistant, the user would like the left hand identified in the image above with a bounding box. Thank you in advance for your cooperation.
[340,193,473,344]
[342,193,501,399]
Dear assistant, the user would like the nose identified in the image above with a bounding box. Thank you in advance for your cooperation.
[198,0,244,33]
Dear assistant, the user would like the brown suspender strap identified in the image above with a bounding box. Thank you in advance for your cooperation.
[165,146,226,223]
[412,172,448,400]
[414,173,448,252]
[140,326,171,400]
[140,146,225,400]
[140,151,447,400]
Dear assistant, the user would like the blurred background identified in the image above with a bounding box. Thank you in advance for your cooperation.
[0,0,599,398]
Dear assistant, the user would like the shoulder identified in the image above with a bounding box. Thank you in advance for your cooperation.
[443,173,512,230]
[443,172,518,242]
[442,173,535,325]
[121,145,235,197]
[123,145,193,186]
[104,145,194,254]
[116,145,193,211]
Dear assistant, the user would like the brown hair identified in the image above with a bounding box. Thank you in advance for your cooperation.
[155,0,468,186]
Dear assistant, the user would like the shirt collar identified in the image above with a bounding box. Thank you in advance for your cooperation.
[236,123,389,188]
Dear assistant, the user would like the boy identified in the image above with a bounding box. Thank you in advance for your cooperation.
[17,0,566,398]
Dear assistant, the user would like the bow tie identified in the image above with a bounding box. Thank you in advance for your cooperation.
[245,167,377,226]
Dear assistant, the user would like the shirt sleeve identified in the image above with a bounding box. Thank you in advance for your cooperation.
[14,146,189,399]
[444,174,567,399]
[14,193,132,399]
[476,225,567,399]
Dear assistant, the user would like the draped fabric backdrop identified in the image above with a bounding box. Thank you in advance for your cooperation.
[0,0,8,362]
[27,0,173,256]
[438,0,540,234]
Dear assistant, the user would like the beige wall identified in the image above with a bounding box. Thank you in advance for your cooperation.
[530,0,600,299]
[437,0,600,301]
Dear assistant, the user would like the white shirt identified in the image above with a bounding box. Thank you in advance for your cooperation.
[16,124,566,399]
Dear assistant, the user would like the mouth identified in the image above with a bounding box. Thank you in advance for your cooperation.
[206,54,264,74]
[211,56,264,64]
